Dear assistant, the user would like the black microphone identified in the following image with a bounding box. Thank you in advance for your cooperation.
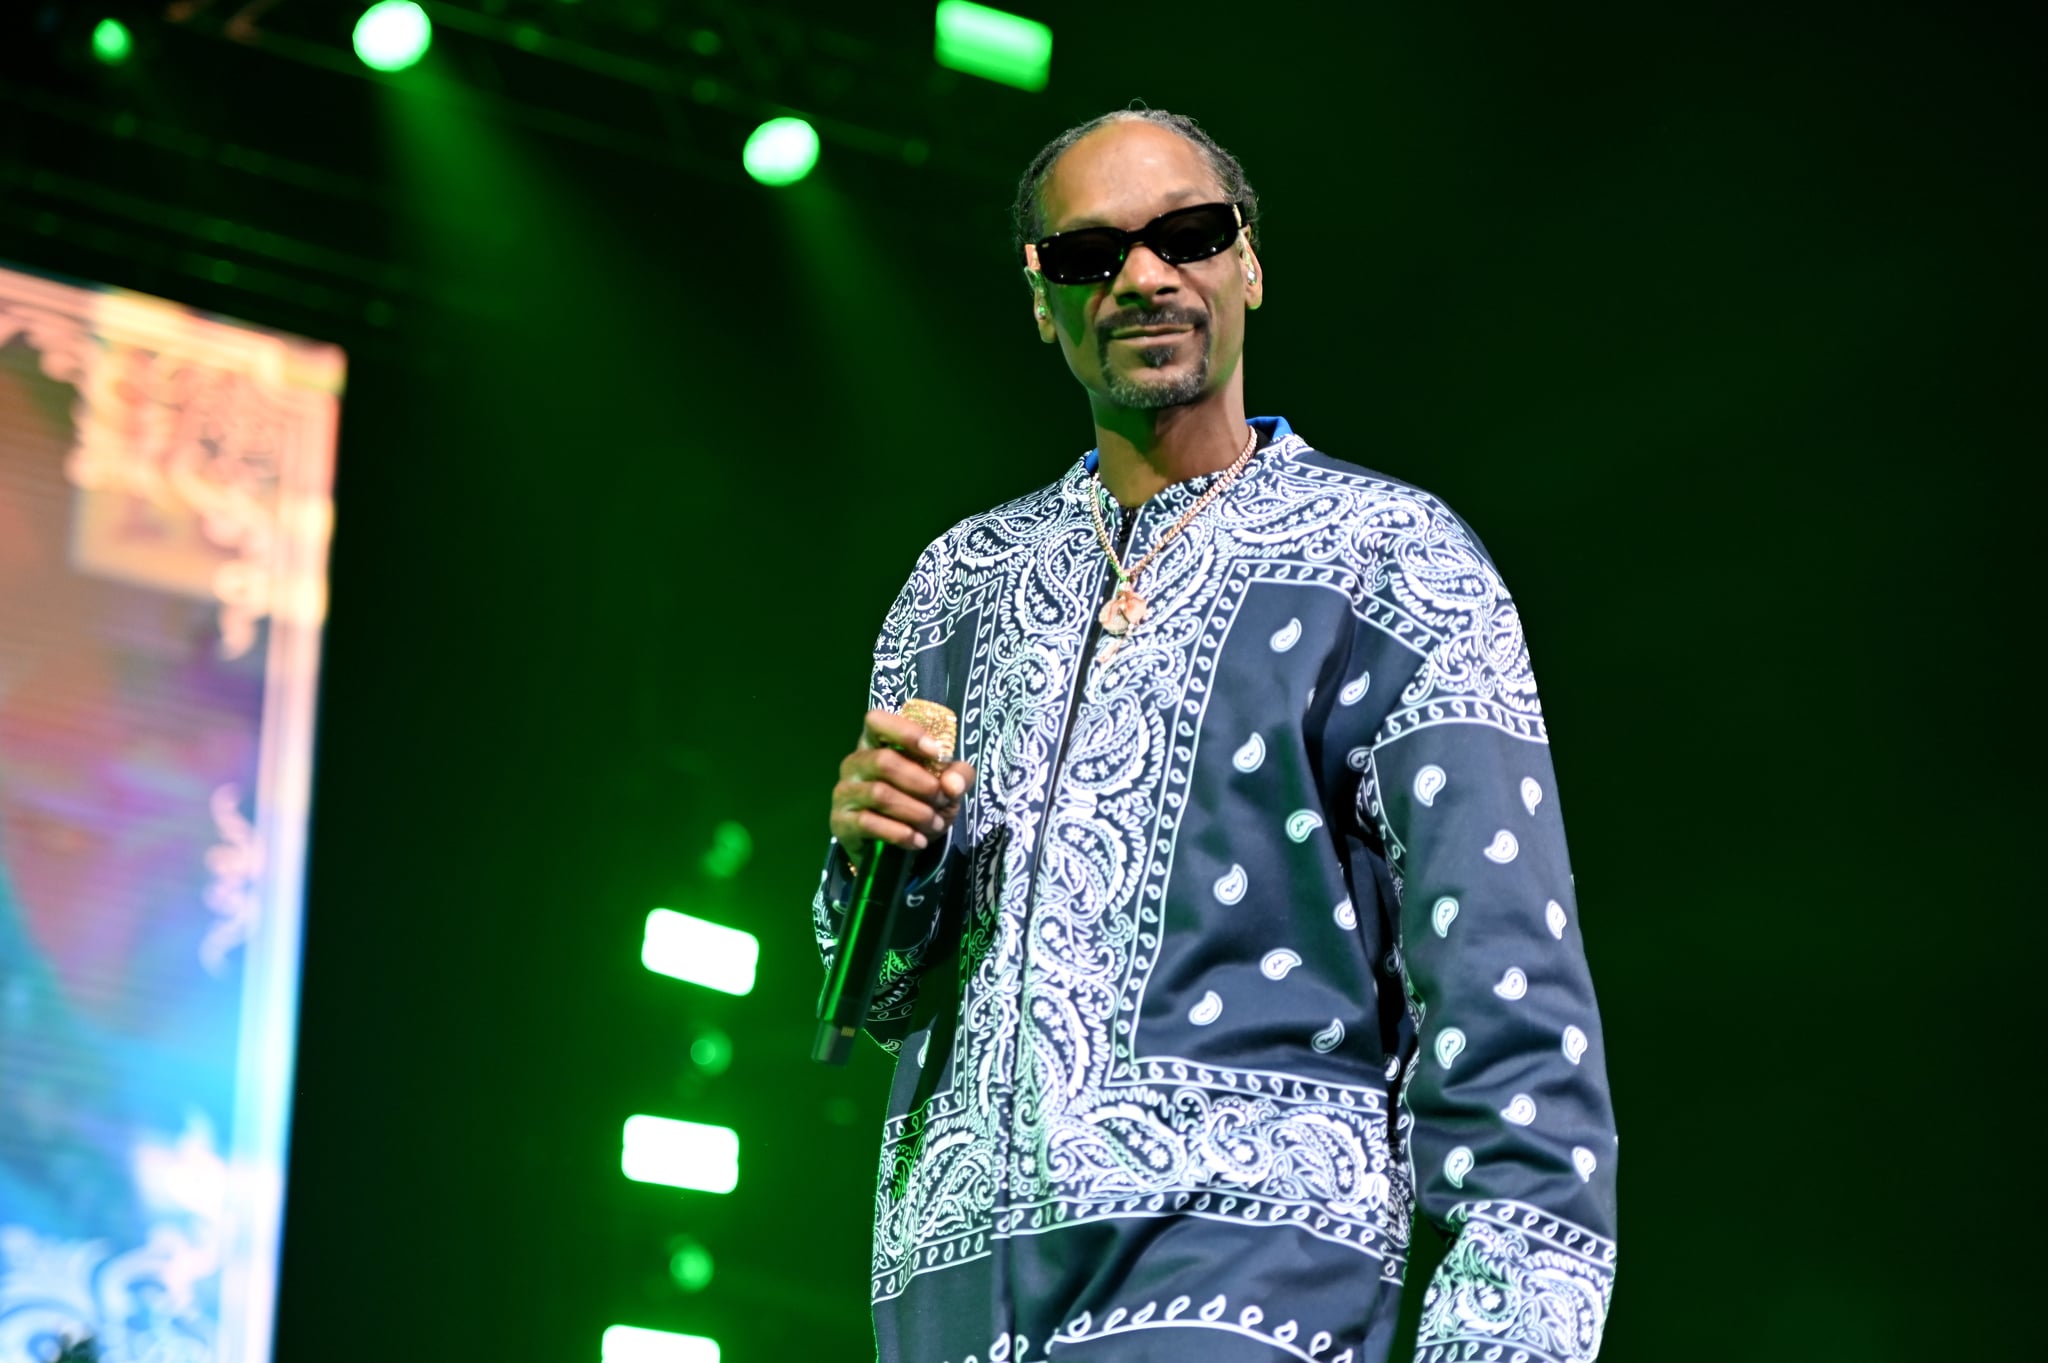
[812,700,957,1066]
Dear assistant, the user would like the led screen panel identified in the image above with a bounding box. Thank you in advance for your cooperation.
[0,263,340,1363]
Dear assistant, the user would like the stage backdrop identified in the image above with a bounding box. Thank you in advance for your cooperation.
[0,263,339,1363]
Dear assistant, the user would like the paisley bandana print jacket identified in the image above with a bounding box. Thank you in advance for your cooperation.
[815,418,1618,1363]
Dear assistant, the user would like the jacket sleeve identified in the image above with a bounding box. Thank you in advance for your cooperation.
[1358,532,1619,1362]
[811,537,956,1054]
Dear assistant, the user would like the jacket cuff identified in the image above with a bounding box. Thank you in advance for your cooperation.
[1414,1199,1615,1363]
[822,836,948,949]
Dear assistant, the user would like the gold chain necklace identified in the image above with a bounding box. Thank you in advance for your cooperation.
[1088,423,1259,638]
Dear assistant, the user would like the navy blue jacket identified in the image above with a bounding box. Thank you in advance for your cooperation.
[816,418,1618,1363]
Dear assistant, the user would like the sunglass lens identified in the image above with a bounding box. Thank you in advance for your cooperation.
[1035,205,1236,283]
[1150,206,1237,264]
[1039,229,1123,284]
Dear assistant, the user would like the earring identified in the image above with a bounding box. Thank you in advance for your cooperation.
[1035,302,1049,319]
[1246,269,1258,284]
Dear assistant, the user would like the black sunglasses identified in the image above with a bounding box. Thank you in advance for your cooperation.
[1030,202,1245,286]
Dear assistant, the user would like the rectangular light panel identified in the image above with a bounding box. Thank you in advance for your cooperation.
[641,908,759,996]
[622,1115,739,1194]
[602,1325,721,1363]
[935,0,1052,92]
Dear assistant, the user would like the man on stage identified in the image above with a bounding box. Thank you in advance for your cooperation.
[818,109,1617,1363]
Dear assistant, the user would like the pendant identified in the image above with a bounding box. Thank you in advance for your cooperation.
[1099,585,1149,636]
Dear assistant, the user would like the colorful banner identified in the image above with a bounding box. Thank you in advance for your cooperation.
[0,263,340,1363]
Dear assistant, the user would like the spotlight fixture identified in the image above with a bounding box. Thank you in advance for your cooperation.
[353,1,432,73]
[935,1,1053,92]
[742,117,820,187]
[91,18,133,67]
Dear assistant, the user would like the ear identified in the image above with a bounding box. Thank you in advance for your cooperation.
[1238,234,1266,311]
[1023,245,1058,343]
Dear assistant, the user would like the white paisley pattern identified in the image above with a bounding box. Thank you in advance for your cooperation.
[1050,1291,1356,1363]
[1415,1200,1614,1363]
[811,424,1615,1359]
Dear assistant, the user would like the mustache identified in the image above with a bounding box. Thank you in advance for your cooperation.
[1095,305,1209,346]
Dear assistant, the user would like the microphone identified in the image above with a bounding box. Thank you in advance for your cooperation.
[812,699,958,1067]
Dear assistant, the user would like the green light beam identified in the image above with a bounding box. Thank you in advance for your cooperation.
[641,909,758,996]
[621,1115,738,1194]
[934,1,1052,92]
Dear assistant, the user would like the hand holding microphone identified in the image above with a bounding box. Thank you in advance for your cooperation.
[829,705,975,853]
[816,702,976,1065]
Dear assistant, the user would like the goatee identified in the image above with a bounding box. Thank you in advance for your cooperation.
[1096,304,1212,410]
[1104,355,1211,409]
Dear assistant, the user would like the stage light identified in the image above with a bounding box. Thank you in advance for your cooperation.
[668,1237,715,1293]
[742,117,819,186]
[701,820,753,880]
[935,0,1052,92]
[641,909,758,996]
[91,19,133,66]
[601,1325,720,1363]
[353,1,432,73]
[622,1115,739,1194]
[688,1028,733,1076]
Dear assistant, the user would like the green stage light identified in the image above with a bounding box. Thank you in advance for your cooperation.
[601,1325,720,1363]
[742,118,819,186]
[935,0,1052,92]
[622,1115,738,1194]
[688,1028,733,1076]
[91,19,133,66]
[353,1,432,73]
[641,909,758,996]
[701,820,753,880]
[668,1237,715,1293]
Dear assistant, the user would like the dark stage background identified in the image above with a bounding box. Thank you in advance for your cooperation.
[2,1,2037,1359]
